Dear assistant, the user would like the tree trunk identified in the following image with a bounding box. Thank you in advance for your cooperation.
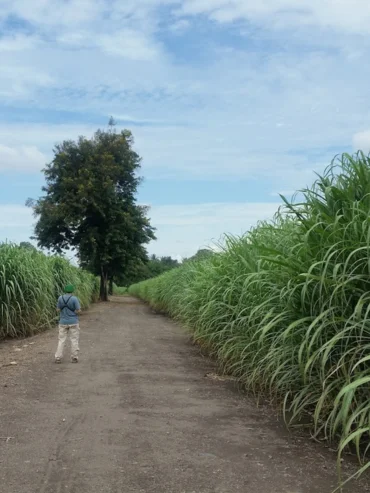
[100,267,109,302]
[108,278,114,296]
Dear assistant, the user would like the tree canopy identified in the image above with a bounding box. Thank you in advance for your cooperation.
[115,250,215,287]
[28,122,155,300]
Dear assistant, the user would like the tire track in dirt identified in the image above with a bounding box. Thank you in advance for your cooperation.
[38,412,87,493]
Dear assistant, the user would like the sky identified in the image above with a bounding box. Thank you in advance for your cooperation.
[1,0,370,259]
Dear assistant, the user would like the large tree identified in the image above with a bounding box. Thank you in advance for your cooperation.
[28,121,155,301]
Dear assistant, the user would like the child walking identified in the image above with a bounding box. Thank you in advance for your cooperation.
[55,284,81,363]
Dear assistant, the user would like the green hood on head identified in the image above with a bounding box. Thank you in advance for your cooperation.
[64,284,75,294]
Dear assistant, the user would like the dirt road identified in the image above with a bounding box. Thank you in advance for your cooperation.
[0,297,369,493]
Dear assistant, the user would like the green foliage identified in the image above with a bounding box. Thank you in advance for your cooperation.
[117,254,180,286]
[0,243,98,339]
[129,152,370,485]
[19,241,37,251]
[28,121,155,300]
[112,284,128,296]
[184,248,215,263]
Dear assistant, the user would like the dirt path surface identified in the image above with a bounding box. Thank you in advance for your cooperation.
[1,297,369,493]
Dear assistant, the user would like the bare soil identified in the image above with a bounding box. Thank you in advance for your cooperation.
[0,297,369,493]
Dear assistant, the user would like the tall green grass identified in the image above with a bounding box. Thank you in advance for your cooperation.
[129,153,370,486]
[0,244,98,339]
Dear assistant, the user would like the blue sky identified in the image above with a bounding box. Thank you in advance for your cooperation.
[1,0,370,259]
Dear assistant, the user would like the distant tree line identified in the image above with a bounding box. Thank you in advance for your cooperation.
[19,241,37,251]
[116,248,215,287]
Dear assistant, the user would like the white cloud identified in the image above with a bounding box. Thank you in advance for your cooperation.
[97,30,162,60]
[56,31,93,48]
[353,130,370,152]
[0,205,34,245]
[147,202,280,257]
[0,34,41,52]
[1,0,370,57]
[57,29,163,61]
[0,145,47,171]
[0,0,166,62]
[0,0,105,30]
[0,34,363,171]
[0,2,368,212]
[6,0,370,37]
[0,205,33,228]
[0,65,54,99]
[0,0,368,153]
[0,124,97,149]
[113,114,168,124]
[179,0,370,34]
[168,18,191,33]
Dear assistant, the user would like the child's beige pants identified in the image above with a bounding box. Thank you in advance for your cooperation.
[55,325,80,360]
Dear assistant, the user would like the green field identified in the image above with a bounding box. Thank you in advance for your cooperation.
[0,244,98,339]
[129,152,370,481]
